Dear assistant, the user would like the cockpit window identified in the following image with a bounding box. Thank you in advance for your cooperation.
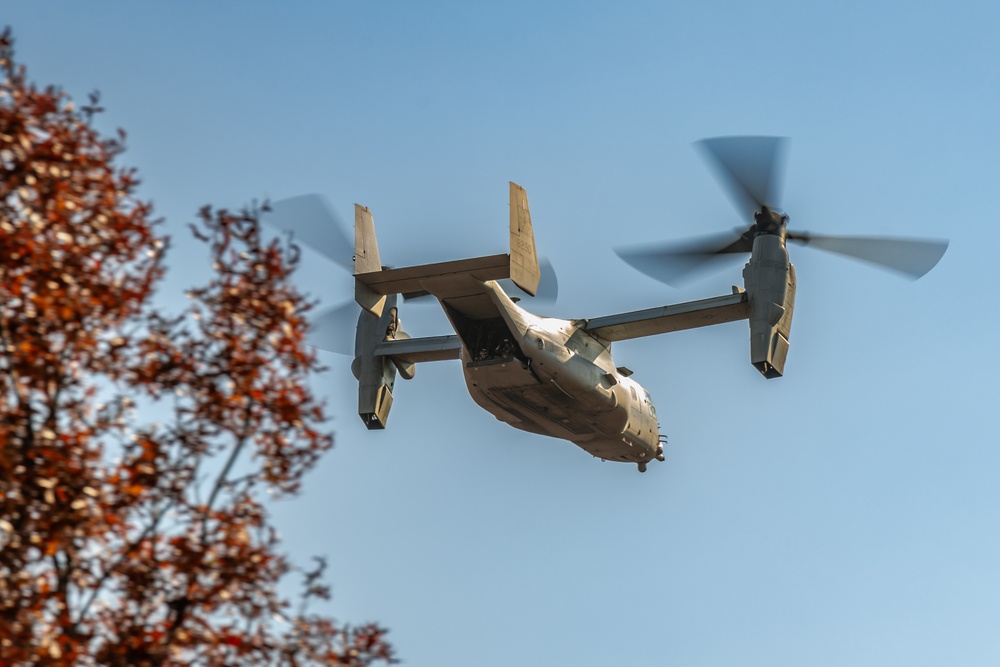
[648,402,656,417]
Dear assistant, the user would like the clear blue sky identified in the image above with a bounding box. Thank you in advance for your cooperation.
[7,2,1000,665]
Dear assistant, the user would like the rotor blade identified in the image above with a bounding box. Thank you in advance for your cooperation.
[788,232,948,279]
[306,300,358,355]
[697,136,788,218]
[263,194,354,273]
[615,230,753,286]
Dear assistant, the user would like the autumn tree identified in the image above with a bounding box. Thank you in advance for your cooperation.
[0,29,395,666]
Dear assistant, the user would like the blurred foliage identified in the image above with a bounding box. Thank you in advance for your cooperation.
[0,28,395,666]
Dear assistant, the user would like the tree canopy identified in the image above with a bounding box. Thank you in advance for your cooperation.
[0,28,395,666]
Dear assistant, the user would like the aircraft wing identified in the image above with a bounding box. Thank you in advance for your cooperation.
[374,335,462,363]
[584,292,749,342]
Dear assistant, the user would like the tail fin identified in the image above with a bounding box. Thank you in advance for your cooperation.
[354,204,387,317]
[509,182,540,297]
[353,182,542,311]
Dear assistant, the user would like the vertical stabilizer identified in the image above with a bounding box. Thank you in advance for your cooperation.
[509,182,540,296]
[354,204,387,317]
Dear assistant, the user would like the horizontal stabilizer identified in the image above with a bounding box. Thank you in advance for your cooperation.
[356,254,511,297]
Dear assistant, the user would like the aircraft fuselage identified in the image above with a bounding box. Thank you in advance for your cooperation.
[443,282,663,467]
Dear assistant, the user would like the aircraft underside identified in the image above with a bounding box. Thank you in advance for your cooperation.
[462,355,659,464]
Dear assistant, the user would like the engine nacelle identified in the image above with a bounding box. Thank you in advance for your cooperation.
[743,234,796,378]
[352,295,401,429]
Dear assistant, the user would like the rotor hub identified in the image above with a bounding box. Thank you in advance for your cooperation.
[754,206,788,236]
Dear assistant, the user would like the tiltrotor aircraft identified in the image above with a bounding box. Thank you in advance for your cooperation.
[266,137,947,472]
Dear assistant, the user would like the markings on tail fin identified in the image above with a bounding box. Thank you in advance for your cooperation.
[509,182,540,297]
[354,204,387,316]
